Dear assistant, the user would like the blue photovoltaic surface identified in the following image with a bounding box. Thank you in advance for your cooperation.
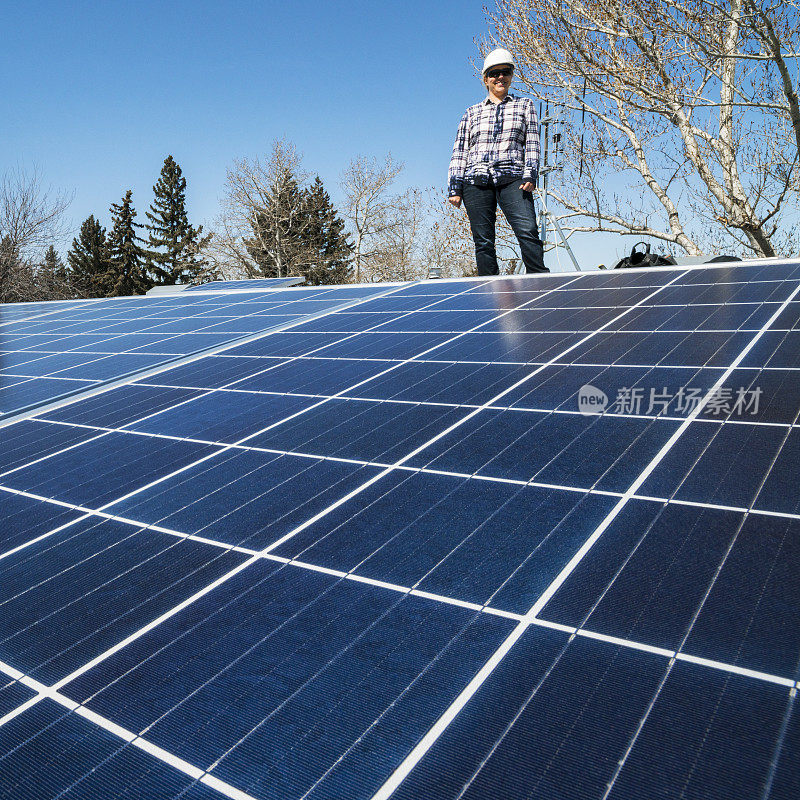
[0,700,222,799]
[0,260,799,800]
[0,283,389,417]
[184,277,306,291]
[0,517,250,683]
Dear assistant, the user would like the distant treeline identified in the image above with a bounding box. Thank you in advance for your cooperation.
[0,151,353,303]
[1,140,477,304]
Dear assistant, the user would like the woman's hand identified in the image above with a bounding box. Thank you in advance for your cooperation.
[520,181,535,192]
[448,195,462,208]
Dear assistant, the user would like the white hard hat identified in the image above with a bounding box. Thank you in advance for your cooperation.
[482,48,515,75]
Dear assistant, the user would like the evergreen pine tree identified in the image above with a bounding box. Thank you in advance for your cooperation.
[36,244,68,299]
[242,171,351,283]
[41,245,67,280]
[67,216,111,297]
[243,169,307,278]
[36,245,75,299]
[145,155,211,285]
[42,244,60,269]
[300,177,353,285]
[108,190,151,296]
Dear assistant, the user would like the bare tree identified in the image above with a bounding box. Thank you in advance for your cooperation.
[210,140,352,284]
[211,139,312,278]
[486,0,800,257]
[736,1,800,172]
[0,238,76,303]
[203,210,253,280]
[0,165,73,302]
[363,185,565,281]
[423,213,477,279]
[357,187,419,282]
[0,165,72,257]
[340,155,405,282]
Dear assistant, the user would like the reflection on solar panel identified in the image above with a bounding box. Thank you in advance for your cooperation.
[0,284,389,417]
[1,260,799,800]
[184,277,306,291]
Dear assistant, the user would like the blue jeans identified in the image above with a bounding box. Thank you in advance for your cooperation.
[462,180,547,275]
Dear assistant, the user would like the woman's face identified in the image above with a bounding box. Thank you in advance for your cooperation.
[484,64,513,96]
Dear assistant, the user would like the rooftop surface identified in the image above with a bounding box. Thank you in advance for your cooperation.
[0,261,798,799]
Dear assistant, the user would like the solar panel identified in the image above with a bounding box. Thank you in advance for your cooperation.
[0,284,391,418]
[0,259,799,799]
[184,277,306,291]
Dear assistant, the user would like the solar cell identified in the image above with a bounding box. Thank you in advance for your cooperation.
[0,259,799,799]
[0,517,249,683]
[396,634,672,800]
[0,700,221,799]
[0,418,103,473]
[0,492,85,554]
[607,665,791,800]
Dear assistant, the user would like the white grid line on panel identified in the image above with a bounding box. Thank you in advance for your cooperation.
[0,658,258,800]
[0,301,94,329]
[0,510,793,800]
[0,274,700,737]
[0,372,97,383]
[0,500,794,701]
[1,264,792,800]
[0,277,513,451]
[203,275,690,561]
[533,279,800,612]
[5,463,798,573]
[7,351,800,371]
[112,383,800,430]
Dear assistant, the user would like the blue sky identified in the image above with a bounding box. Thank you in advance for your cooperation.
[2,0,623,270]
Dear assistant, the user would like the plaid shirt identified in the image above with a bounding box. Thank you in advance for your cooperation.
[448,94,540,196]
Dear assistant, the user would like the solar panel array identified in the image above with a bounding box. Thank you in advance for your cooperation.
[1,260,799,800]
[184,278,306,291]
[0,284,387,418]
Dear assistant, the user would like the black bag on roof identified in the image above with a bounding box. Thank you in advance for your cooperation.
[613,242,677,269]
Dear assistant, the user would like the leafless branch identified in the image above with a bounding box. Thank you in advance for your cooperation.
[486,0,800,257]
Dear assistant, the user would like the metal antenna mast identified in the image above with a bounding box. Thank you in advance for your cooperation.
[532,99,581,272]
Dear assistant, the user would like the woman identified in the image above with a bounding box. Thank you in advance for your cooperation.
[448,48,547,275]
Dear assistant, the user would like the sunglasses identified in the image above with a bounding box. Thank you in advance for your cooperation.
[486,67,513,79]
